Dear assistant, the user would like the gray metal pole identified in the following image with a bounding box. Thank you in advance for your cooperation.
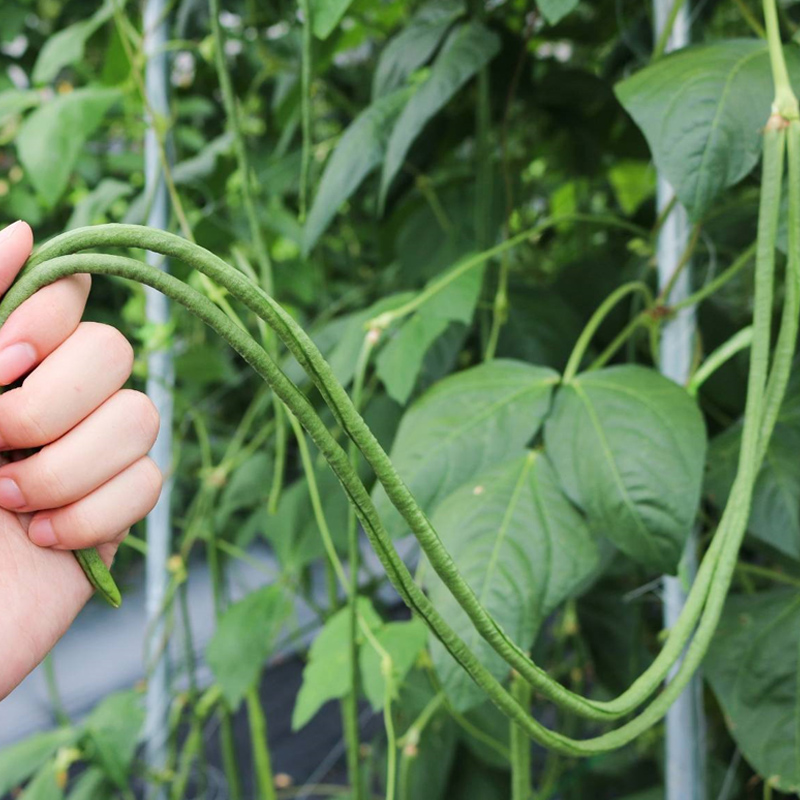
[142,0,174,795]
[653,4,706,800]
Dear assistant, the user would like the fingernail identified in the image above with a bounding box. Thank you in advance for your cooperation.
[0,221,23,245]
[29,517,58,547]
[0,342,37,385]
[0,477,24,508]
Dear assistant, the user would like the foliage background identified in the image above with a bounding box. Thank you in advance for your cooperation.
[1,0,800,798]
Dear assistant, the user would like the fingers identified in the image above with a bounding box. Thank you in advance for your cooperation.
[0,322,133,450]
[0,221,34,294]
[0,389,160,514]
[27,458,162,550]
[0,220,90,386]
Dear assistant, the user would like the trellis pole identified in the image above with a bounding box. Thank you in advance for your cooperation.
[142,0,174,795]
[653,3,706,799]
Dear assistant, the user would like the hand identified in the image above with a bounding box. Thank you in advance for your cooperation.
[0,221,163,700]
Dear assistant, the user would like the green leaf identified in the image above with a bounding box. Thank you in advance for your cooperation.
[372,359,559,537]
[359,619,428,710]
[258,461,350,568]
[304,88,412,253]
[310,0,355,39]
[379,21,500,206]
[375,256,486,404]
[173,133,234,186]
[19,764,63,800]
[707,421,800,561]
[392,669,459,800]
[0,89,40,126]
[537,0,580,25]
[292,599,382,730]
[32,2,113,84]
[545,366,706,574]
[66,178,133,230]
[207,586,290,709]
[615,41,800,219]
[607,160,656,216]
[83,691,144,788]
[66,769,111,800]
[17,87,120,207]
[427,452,601,710]
[705,589,800,795]
[0,728,76,795]
[214,451,274,531]
[372,0,464,98]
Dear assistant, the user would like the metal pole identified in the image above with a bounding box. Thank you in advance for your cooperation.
[653,4,706,800]
[142,0,174,795]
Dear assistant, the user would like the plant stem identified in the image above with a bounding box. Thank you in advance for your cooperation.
[563,282,654,382]
[247,687,278,800]
[733,0,766,37]
[763,0,800,119]
[672,242,757,311]
[736,562,800,589]
[688,327,753,396]
[207,0,287,514]
[299,0,313,221]
[370,214,646,331]
[657,222,702,303]
[42,655,70,727]
[652,0,688,59]
[511,674,533,800]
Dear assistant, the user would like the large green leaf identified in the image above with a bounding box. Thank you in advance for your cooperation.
[545,365,706,574]
[17,87,120,207]
[706,371,800,560]
[66,769,110,800]
[206,585,290,709]
[19,764,62,800]
[372,0,464,98]
[375,256,486,404]
[615,41,800,219]
[0,728,76,795]
[82,691,144,789]
[379,21,500,206]
[427,452,601,711]
[303,88,412,253]
[32,1,113,84]
[705,589,800,794]
[292,599,382,730]
[707,422,800,560]
[372,359,559,537]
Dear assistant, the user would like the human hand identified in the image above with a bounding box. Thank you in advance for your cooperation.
[0,221,163,700]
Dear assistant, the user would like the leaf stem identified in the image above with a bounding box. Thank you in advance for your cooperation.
[563,281,654,382]
[763,0,800,119]
[687,326,754,397]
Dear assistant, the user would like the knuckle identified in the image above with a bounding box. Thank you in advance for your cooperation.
[82,322,134,376]
[139,457,164,502]
[58,507,102,547]
[9,396,52,447]
[120,390,160,446]
[30,457,71,506]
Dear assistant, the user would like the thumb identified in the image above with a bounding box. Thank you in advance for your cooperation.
[0,221,34,296]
